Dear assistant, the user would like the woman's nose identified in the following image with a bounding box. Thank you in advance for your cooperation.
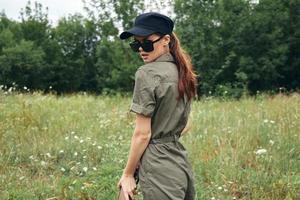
[138,46,143,52]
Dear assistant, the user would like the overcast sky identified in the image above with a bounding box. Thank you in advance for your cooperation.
[1,0,86,26]
[1,0,173,27]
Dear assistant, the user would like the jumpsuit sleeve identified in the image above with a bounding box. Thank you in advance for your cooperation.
[130,68,156,117]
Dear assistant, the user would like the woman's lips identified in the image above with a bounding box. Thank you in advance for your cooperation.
[140,53,149,59]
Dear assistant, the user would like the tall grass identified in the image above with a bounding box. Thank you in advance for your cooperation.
[0,91,299,200]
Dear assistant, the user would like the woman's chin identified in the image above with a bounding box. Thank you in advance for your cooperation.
[143,58,152,63]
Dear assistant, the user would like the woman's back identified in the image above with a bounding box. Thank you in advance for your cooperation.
[131,52,191,140]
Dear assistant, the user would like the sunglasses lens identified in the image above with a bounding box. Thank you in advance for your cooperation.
[129,41,140,52]
[129,38,156,52]
[141,40,154,52]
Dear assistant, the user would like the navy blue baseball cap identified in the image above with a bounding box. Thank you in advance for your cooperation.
[119,12,174,40]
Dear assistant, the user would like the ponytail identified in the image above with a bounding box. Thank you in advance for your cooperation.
[168,32,198,101]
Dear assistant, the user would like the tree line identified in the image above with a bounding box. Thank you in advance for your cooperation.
[0,0,299,98]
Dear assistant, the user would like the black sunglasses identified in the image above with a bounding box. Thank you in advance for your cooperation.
[129,35,164,52]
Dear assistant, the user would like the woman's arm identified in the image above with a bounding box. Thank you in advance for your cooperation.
[122,113,152,176]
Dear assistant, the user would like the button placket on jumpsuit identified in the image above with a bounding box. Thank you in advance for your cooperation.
[129,52,196,200]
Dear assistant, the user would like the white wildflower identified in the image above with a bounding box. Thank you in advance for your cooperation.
[74,152,78,156]
[61,167,66,172]
[83,167,88,172]
[46,153,51,158]
[59,150,64,154]
[269,140,274,145]
[255,148,267,155]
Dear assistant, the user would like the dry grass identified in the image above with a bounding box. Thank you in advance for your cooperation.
[0,91,299,199]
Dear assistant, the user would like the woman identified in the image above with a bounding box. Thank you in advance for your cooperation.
[117,12,198,200]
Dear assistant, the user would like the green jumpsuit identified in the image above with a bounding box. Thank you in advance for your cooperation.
[129,52,196,200]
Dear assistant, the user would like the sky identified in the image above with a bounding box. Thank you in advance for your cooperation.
[0,0,173,27]
[0,0,86,26]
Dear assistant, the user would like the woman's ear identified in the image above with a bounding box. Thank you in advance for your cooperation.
[163,34,171,46]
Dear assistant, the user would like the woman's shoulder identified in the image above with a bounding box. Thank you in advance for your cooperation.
[134,65,160,87]
[140,60,177,76]
[137,62,157,73]
[136,63,160,79]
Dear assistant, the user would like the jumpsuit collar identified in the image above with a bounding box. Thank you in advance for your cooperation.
[153,52,175,63]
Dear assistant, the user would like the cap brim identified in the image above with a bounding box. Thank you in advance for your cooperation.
[119,26,155,40]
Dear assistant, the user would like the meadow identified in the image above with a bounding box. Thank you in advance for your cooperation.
[0,90,299,200]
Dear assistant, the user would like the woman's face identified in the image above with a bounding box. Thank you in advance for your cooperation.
[133,33,170,63]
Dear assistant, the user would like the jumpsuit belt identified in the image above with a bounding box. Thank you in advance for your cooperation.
[149,134,180,145]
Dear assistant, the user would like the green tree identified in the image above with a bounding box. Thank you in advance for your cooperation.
[277,0,300,90]
[47,14,87,93]
[174,0,300,97]
[19,0,50,46]
[83,0,144,94]
[0,39,45,88]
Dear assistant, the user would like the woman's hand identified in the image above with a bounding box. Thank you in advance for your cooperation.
[117,173,137,200]
[181,118,192,136]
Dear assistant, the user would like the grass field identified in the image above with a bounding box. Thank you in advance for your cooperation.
[0,91,299,200]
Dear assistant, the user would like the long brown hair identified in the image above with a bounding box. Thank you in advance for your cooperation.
[168,32,198,101]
